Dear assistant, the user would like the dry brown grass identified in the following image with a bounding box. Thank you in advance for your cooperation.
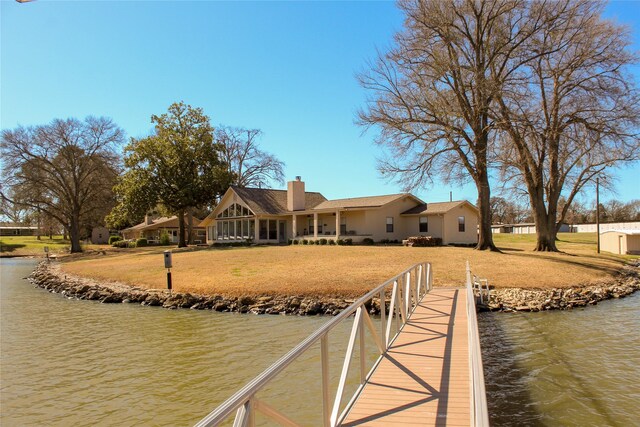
[59,233,634,297]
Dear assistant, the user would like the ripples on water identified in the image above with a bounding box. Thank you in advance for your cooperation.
[479,293,640,427]
[1,259,377,426]
[3,258,639,426]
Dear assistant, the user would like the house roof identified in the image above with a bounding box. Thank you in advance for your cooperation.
[231,186,327,215]
[122,216,203,233]
[401,200,478,215]
[491,222,536,227]
[601,229,640,235]
[313,193,416,210]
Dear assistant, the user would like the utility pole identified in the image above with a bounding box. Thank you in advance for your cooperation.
[596,177,600,254]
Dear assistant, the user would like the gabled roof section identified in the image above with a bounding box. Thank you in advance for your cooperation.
[313,193,420,210]
[401,200,478,215]
[122,216,203,232]
[230,186,327,215]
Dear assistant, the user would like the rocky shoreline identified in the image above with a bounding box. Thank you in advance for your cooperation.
[28,260,640,315]
[28,261,361,316]
[482,261,640,312]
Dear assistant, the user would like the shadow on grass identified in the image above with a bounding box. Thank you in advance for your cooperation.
[498,247,525,252]
[504,250,624,276]
[0,243,26,253]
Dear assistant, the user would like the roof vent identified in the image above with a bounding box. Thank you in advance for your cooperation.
[295,176,301,181]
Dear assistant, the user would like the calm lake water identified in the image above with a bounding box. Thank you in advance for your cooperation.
[2,258,639,426]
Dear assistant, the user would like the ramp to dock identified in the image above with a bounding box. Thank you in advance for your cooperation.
[341,288,470,426]
[194,262,488,427]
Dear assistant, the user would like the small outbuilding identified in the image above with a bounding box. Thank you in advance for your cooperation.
[600,230,640,255]
[91,227,110,244]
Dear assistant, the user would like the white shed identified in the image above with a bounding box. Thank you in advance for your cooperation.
[600,230,640,255]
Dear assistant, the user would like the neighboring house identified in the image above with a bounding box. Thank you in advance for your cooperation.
[91,226,110,244]
[121,216,206,244]
[0,224,38,236]
[491,223,569,234]
[600,230,640,255]
[200,177,479,245]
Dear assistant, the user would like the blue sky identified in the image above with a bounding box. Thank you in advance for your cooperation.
[1,0,638,205]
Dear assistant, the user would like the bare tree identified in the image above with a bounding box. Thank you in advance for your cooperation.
[494,0,640,251]
[215,126,284,188]
[357,0,547,251]
[1,117,123,252]
[0,189,33,225]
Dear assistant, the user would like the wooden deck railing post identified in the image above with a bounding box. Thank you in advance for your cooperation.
[379,289,386,347]
[330,307,363,426]
[359,313,366,384]
[386,281,398,347]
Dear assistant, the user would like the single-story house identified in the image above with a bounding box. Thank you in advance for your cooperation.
[0,224,38,236]
[600,230,640,255]
[121,216,206,244]
[491,222,569,234]
[200,177,479,245]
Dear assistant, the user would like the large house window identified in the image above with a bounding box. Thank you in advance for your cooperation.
[340,217,347,234]
[259,220,268,240]
[458,216,465,232]
[217,203,254,219]
[308,218,314,235]
[419,217,428,233]
[269,220,277,240]
[216,219,254,240]
[249,220,255,239]
[386,217,394,233]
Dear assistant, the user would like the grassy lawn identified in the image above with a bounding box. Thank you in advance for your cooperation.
[59,233,637,297]
[0,235,110,256]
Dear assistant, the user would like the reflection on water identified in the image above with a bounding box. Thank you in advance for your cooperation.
[0,259,377,426]
[2,258,639,426]
[479,293,640,426]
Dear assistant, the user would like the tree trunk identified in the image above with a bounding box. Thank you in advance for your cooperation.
[475,174,499,251]
[178,210,187,248]
[187,210,194,244]
[532,194,559,252]
[36,209,41,241]
[534,220,558,251]
[69,216,82,253]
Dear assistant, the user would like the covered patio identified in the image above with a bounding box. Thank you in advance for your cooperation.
[290,209,371,242]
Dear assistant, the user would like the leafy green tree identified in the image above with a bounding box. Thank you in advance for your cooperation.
[113,102,233,247]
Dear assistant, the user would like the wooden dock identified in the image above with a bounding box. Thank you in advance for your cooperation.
[341,288,470,426]
[194,263,488,427]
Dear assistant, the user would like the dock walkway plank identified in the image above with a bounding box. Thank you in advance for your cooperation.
[341,288,470,426]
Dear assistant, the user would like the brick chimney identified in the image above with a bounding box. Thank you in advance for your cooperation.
[145,214,153,225]
[287,176,305,211]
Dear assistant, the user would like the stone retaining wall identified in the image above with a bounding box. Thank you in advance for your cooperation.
[28,261,365,316]
[482,261,640,312]
[28,260,639,315]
